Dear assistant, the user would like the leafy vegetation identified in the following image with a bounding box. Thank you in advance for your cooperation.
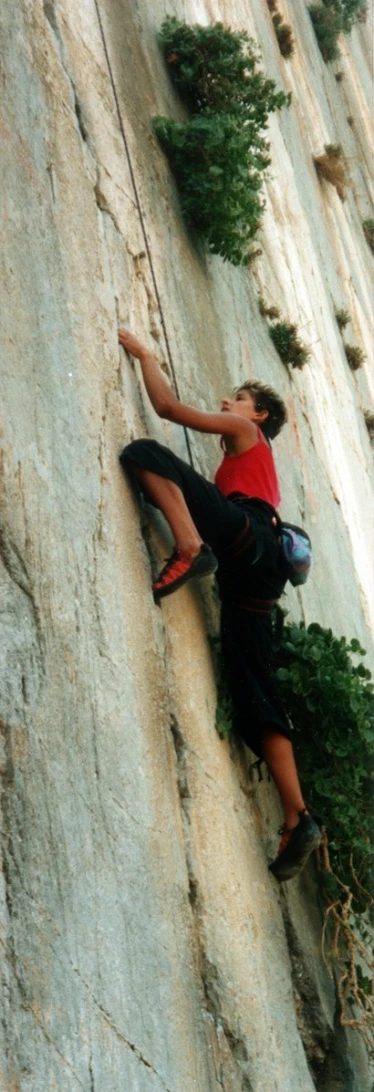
[273,14,295,57]
[258,296,281,320]
[309,5,343,61]
[309,1,367,62]
[153,19,290,265]
[153,114,266,265]
[258,302,309,368]
[314,144,347,199]
[158,18,289,118]
[210,637,235,740]
[362,217,374,253]
[327,0,368,32]
[276,621,374,1047]
[275,622,373,903]
[344,344,366,370]
[266,1,295,58]
[269,321,310,368]
[335,307,350,330]
[364,410,374,442]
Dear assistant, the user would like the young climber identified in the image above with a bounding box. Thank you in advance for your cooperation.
[118,328,321,882]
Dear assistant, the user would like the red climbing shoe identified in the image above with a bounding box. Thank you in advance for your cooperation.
[269,811,322,882]
[153,544,218,601]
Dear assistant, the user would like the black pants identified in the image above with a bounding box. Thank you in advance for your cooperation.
[120,438,250,548]
[120,439,290,755]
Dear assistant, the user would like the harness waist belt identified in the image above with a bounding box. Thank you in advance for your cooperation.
[230,596,277,615]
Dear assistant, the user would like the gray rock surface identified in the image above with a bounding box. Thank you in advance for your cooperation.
[1,0,373,1089]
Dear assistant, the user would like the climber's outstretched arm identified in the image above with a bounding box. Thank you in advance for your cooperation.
[119,330,176,416]
[118,329,257,443]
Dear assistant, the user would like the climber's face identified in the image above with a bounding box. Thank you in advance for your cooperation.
[220,389,259,419]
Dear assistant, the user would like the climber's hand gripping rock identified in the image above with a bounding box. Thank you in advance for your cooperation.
[118,328,147,358]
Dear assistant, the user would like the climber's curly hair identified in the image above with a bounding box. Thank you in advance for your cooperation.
[236,379,288,440]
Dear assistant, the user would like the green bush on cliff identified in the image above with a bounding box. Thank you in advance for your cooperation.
[153,114,266,265]
[275,621,374,906]
[309,0,367,62]
[153,19,290,265]
[309,5,343,61]
[329,0,367,32]
[362,217,374,253]
[276,621,374,1041]
[157,18,289,119]
[268,321,310,368]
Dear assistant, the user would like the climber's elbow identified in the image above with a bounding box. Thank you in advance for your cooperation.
[158,397,179,421]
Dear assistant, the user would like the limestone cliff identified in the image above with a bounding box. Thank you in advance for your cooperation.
[1,1,373,1090]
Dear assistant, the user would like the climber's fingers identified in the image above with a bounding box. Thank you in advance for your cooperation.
[118,328,145,358]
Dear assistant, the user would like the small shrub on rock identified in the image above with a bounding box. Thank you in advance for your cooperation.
[344,343,365,369]
[266,2,295,58]
[314,144,347,199]
[362,217,374,253]
[272,14,295,58]
[269,321,309,368]
[364,410,374,441]
[335,307,350,330]
[258,296,281,320]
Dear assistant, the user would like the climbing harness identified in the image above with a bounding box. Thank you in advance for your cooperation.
[93,0,195,468]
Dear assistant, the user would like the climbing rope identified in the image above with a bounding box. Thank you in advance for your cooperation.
[93,0,195,468]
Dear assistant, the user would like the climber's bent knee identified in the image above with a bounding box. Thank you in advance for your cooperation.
[119,438,249,550]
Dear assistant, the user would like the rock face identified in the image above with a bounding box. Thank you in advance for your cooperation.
[1,1,373,1090]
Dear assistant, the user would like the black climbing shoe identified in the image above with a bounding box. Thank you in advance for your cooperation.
[269,811,322,882]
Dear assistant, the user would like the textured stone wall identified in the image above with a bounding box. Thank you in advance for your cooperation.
[1,0,373,1089]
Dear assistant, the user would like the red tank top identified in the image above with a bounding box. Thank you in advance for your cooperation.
[214,427,281,508]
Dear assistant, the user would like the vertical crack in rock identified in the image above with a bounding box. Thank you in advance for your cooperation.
[94,180,120,232]
[131,252,162,345]
[0,718,34,1087]
[74,93,88,144]
[89,1055,95,1091]
[200,954,255,1092]
[315,1006,360,1092]
[0,532,45,706]
[46,161,56,203]
[43,0,90,152]
[0,525,43,655]
[169,716,255,1092]
[61,961,174,1091]
[284,894,362,1092]
[279,895,349,1090]
[0,478,44,1081]
[43,0,58,34]
[43,0,128,250]
[0,527,30,600]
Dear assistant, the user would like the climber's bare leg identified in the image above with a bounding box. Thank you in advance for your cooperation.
[261,727,307,829]
[131,466,203,555]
